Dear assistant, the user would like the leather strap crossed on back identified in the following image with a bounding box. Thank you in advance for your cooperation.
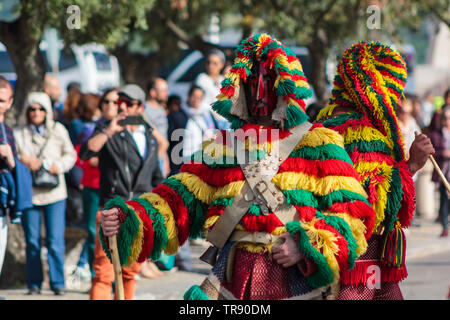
[206,121,312,249]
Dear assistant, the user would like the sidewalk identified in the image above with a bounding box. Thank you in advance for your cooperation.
[0,218,449,300]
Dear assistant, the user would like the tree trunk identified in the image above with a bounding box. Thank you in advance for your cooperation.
[0,17,46,127]
[307,39,330,105]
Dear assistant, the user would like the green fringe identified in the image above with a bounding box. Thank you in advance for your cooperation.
[132,197,168,261]
[384,166,403,232]
[183,285,210,300]
[163,179,207,239]
[211,197,233,207]
[318,189,370,211]
[291,144,354,165]
[99,196,140,266]
[283,189,318,208]
[286,221,334,288]
[316,212,358,269]
[283,104,309,129]
[248,204,262,216]
[345,139,392,156]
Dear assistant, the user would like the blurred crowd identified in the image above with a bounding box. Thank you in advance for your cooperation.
[0,46,449,298]
[0,49,232,297]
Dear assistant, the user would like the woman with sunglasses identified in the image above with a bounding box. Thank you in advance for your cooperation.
[70,88,119,283]
[13,92,77,296]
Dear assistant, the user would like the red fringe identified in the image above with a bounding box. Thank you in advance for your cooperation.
[294,205,317,222]
[240,213,283,233]
[181,163,244,187]
[205,204,226,220]
[126,200,154,263]
[328,200,375,239]
[278,157,360,179]
[397,161,416,228]
[152,184,191,245]
[350,150,395,166]
[340,260,408,285]
[313,218,350,272]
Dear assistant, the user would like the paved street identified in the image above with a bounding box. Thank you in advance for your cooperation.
[401,251,450,300]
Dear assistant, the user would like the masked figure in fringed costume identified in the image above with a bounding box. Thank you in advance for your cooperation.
[100,34,377,300]
[317,42,434,300]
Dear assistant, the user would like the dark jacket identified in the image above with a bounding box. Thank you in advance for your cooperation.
[167,109,189,175]
[430,127,450,184]
[79,120,163,206]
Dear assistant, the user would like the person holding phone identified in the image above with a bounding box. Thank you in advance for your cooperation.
[79,84,163,300]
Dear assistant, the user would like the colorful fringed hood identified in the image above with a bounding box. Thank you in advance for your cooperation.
[318,42,415,275]
[213,33,313,130]
[99,35,378,298]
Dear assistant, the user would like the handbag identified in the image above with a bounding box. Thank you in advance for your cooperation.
[31,167,59,188]
[31,125,59,189]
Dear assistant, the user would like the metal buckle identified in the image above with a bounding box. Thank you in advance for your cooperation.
[255,180,268,194]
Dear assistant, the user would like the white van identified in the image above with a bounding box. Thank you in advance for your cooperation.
[0,41,120,101]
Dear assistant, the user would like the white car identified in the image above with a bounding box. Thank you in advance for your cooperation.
[163,46,320,105]
[0,41,120,101]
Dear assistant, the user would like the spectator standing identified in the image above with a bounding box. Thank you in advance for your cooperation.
[430,105,450,237]
[397,95,422,227]
[43,74,64,122]
[194,49,229,129]
[61,83,83,130]
[143,78,170,177]
[14,92,77,295]
[419,91,435,128]
[398,95,422,160]
[79,84,163,300]
[0,77,32,276]
[167,94,188,175]
[67,93,102,281]
[182,85,217,161]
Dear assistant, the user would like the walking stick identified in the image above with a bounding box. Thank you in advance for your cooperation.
[415,132,450,194]
[428,155,450,194]
[108,235,125,300]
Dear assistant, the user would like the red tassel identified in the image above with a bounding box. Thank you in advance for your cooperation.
[381,223,406,268]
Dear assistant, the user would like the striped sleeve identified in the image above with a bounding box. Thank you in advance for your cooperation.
[99,144,220,267]
[277,124,376,288]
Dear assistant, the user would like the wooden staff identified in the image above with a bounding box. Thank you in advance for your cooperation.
[415,132,450,194]
[108,235,125,300]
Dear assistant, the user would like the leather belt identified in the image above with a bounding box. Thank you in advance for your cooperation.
[229,230,283,246]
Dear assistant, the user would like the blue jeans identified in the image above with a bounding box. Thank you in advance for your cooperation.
[22,199,66,290]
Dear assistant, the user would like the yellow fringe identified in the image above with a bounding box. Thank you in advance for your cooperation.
[344,126,393,150]
[322,211,368,256]
[353,160,392,230]
[294,126,345,149]
[302,219,340,282]
[272,171,368,198]
[126,205,144,267]
[172,172,217,205]
[316,103,339,121]
[140,192,180,255]
[204,215,220,230]
[213,180,245,202]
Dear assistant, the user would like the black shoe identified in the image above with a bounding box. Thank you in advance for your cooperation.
[53,288,65,296]
[27,287,41,295]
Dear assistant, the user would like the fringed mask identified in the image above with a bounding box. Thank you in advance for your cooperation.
[244,62,277,117]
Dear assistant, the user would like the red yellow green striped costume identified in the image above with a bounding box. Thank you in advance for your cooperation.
[99,34,376,300]
[317,42,415,292]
